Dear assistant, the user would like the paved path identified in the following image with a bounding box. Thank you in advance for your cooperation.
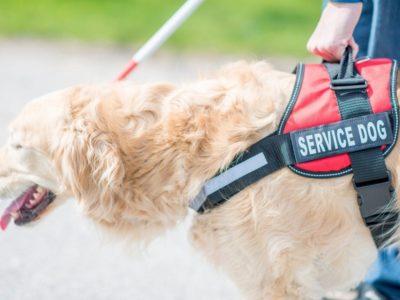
[0,38,299,300]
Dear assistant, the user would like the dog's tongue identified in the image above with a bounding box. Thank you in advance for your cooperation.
[0,192,31,230]
[0,214,12,230]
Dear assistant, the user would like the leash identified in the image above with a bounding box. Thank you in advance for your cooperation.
[115,0,204,81]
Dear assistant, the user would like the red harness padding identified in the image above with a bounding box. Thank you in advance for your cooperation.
[281,59,396,174]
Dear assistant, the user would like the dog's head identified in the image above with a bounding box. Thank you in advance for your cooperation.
[0,86,129,230]
[0,83,183,239]
[0,89,73,229]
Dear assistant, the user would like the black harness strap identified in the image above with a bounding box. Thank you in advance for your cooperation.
[325,48,398,247]
[191,111,395,218]
[191,49,398,248]
[190,133,295,212]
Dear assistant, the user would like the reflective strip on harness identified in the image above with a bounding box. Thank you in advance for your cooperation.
[191,113,394,212]
[190,153,268,211]
[190,55,399,248]
[290,112,393,163]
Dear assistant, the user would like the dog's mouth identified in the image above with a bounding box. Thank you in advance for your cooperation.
[0,185,56,230]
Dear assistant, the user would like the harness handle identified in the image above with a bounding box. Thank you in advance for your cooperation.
[329,46,368,91]
[337,46,355,79]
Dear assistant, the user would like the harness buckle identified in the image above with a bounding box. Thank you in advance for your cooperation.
[353,171,395,220]
[330,78,368,91]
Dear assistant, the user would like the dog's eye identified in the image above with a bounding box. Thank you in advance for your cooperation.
[12,144,23,150]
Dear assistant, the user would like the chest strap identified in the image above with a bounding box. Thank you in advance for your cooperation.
[191,48,398,248]
[190,134,295,213]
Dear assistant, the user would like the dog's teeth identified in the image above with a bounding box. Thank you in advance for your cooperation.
[10,212,19,219]
[36,187,44,193]
[33,193,39,199]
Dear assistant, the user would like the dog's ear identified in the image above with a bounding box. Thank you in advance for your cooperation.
[57,118,125,205]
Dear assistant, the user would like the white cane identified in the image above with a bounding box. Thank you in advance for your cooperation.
[116,0,204,81]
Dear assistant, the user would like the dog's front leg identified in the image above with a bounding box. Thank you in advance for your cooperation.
[191,217,325,300]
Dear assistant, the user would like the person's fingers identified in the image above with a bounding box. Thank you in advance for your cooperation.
[307,34,349,62]
[326,38,358,61]
[317,48,336,62]
[324,38,355,62]
[306,38,317,55]
[307,38,337,62]
[328,40,348,62]
[318,43,343,62]
[349,38,359,59]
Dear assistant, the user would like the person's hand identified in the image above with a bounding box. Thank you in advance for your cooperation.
[307,2,363,62]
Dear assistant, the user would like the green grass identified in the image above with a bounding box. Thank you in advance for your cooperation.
[0,0,321,56]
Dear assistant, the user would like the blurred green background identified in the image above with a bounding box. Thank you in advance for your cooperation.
[0,0,321,56]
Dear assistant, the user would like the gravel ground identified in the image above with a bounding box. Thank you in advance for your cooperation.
[0,38,300,300]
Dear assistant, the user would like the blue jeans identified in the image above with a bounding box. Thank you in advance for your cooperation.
[323,0,400,60]
[365,247,400,299]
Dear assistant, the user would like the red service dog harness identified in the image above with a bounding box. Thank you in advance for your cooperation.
[191,48,399,248]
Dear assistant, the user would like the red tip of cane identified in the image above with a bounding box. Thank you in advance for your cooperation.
[115,60,139,81]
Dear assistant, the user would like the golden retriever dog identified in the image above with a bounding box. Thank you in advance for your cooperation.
[0,61,398,299]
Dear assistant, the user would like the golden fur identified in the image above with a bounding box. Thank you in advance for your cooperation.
[0,61,399,299]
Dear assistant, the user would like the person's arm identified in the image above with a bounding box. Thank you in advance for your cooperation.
[307,1,363,61]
